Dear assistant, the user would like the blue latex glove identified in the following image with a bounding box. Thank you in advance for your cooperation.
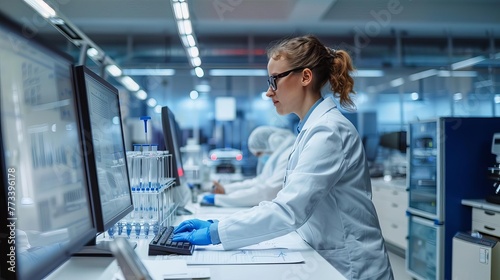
[173,219,213,234]
[202,194,215,205]
[172,227,212,245]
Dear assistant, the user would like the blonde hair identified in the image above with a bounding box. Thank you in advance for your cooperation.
[267,35,356,109]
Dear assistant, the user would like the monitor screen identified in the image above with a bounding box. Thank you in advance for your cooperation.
[72,65,133,234]
[161,106,185,187]
[0,15,96,280]
[161,106,191,212]
[379,131,407,153]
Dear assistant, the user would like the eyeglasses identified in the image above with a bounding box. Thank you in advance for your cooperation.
[267,67,306,91]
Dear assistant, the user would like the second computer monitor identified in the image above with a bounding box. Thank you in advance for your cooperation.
[161,106,185,187]
[161,106,191,213]
[73,65,134,233]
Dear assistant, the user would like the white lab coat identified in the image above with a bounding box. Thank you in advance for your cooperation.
[214,135,295,207]
[217,96,393,280]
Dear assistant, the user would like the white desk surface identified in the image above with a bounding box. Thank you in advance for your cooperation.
[461,198,500,212]
[45,202,346,280]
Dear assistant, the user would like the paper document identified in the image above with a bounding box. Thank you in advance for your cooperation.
[163,249,304,265]
[112,260,210,280]
[143,260,187,279]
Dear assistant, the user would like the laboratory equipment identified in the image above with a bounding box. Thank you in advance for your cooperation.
[148,226,194,255]
[452,232,500,280]
[72,65,135,255]
[0,15,96,279]
[208,148,244,183]
[181,138,204,186]
[406,117,500,280]
[486,133,500,204]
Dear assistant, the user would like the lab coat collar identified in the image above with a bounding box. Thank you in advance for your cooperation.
[300,96,337,132]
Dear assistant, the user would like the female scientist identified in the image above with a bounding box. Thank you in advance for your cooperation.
[202,126,295,207]
[174,35,394,279]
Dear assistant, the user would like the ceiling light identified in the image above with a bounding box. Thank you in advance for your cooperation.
[147,98,157,107]
[180,36,189,47]
[194,67,204,78]
[122,68,175,76]
[179,20,192,35]
[188,46,199,57]
[190,90,199,100]
[451,56,485,70]
[172,2,183,20]
[24,0,56,18]
[390,78,404,87]
[191,57,201,67]
[209,69,268,76]
[180,2,190,19]
[409,69,438,81]
[154,105,162,114]
[120,76,140,92]
[135,90,148,100]
[355,70,384,77]
[411,92,420,101]
[87,47,100,59]
[494,95,500,104]
[438,71,477,77]
[105,64,122,77]
[186,34,196,47]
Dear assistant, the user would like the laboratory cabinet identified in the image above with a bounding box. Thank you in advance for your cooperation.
[371,178,408,251]
[406,117,500,280]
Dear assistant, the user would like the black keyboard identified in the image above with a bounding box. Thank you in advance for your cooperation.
[148,226,194,255]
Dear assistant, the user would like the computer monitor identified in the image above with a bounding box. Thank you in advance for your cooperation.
[379,131,407,153]
[161,106,191,214]
[72,65,134,255]
[0,14,96,279]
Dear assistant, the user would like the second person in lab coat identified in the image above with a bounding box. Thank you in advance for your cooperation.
[173,35,394,279]
[203,126,295,207]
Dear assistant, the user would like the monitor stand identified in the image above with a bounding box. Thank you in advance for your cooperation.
[73,236,137,257]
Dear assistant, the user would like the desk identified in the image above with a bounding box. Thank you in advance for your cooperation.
[45,202,346,280]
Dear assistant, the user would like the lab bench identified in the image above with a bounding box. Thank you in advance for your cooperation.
[45,200,347,280]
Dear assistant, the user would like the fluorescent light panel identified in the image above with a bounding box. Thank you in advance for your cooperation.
[120,76,140,92]
[180,2,190,19]
[355,70,384,77]
[194,67,204,78]
[209,69,268,76]
[123,69,175,76]
[24,0,56,18]
[135,90,148,100]
[390,78,405,87]
[105,64,122,77]
[409,69,438,81]
[188,46,199,57]
[438,70,477,77]
[191,57,201,67]
[451,56,485,70]
[173,2,183,20]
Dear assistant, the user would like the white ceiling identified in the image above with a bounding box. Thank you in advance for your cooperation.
[1,0,499,104]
